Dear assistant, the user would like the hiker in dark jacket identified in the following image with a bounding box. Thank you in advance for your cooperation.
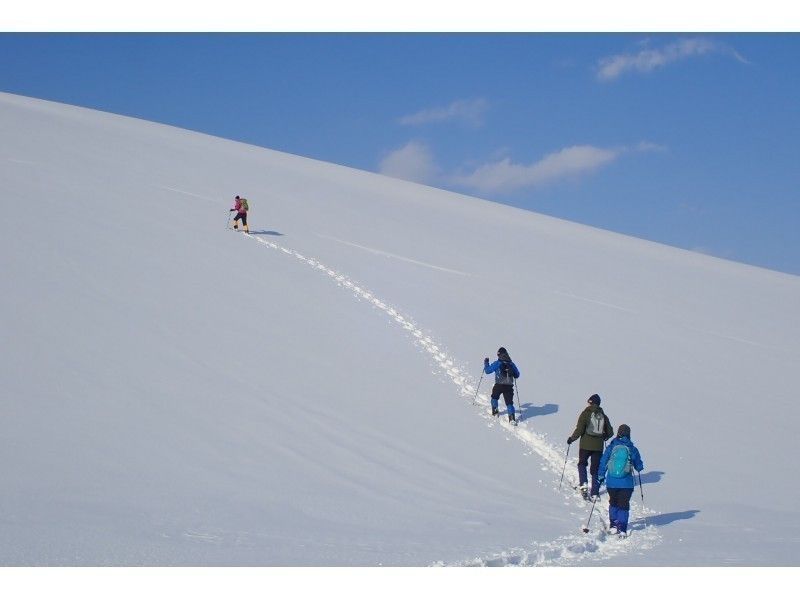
[567,393,613,500]
[598,424,644,538]
[483,347,520,423]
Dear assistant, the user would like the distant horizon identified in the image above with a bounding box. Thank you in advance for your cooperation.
[1,31,798,276]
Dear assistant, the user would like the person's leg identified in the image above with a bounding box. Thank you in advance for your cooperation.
[242,213,249,233]
[615,488,634,534]
[501,386,515,421]
[589,450,601,497]
[490,385,501,416]
[607,488,621,531]
[577,449,590,490]
[233,213,241,229]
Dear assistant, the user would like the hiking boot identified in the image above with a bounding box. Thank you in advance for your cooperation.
[618,531,628,539]
[491,408,499,416]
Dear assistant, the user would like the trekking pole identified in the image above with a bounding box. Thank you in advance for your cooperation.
[513,376,522,422]
[637,470,644,503]
[582,495,599,533]
[226,210,233,229]
[558,443,571,490]
[472,370,484,406]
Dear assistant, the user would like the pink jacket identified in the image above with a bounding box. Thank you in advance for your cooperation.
[233,198,248,215]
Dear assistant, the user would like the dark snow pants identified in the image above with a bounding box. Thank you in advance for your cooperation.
[607,487,634,532]
[578,449,602,497]
[490,384,515,418]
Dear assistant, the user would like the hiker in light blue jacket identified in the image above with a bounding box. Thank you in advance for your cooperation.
[598,424,644,538]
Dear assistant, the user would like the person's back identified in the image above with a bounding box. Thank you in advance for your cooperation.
[231,195,250,233]
[483,347,520,423]
[574,403,611,452]
[598,424,644,537]
[568,394,612,499]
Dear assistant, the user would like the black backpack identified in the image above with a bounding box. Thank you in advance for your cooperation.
[498,360,518,384]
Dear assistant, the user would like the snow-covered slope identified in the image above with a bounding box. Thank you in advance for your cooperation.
[2,91,799,565]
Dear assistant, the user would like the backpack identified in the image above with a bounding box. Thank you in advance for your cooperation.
[240,198,249,211]
[497,361,517,385]
[607,444,632,478]
[585,410,606,437]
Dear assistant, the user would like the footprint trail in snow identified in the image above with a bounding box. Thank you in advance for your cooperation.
[244,233,662,565]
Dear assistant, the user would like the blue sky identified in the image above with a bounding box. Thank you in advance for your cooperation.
[2,32,799,274]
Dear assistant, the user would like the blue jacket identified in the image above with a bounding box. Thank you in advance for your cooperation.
[484,359,520,386]
[598,436,644,489]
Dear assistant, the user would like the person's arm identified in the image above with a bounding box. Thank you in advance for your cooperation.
[597,442,613,481]
[484,359,499,375]
[604,414,614,440]
[567,410,586,444]
[632,447,644,472]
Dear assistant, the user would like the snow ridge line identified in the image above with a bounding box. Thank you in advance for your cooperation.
[243,233,661,565]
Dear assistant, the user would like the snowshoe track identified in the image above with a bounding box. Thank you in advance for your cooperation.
[245,234,662,565]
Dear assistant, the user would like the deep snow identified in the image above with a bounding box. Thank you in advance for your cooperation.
[2,91,799,566]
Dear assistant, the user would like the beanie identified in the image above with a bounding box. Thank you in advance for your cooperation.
[617,424,631,437]
[588,394,601,405]
[497,347,508,356]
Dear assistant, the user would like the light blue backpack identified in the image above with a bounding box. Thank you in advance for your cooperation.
[608,444,632,478]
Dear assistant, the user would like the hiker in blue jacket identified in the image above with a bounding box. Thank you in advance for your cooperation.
[598,424,644,538]
[483,347,520,423]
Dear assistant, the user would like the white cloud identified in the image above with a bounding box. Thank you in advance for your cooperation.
[378,141,439,184]
[451,145,618,194]
[399,98,489,127]
[451,143,661,195]
[597,38,749,82]
[634,141,668,153]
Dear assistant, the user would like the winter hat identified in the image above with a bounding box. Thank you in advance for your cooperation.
[497,347,509,357]
[617,424,631,438]
[588,394,601,405]
[235,195,240,199]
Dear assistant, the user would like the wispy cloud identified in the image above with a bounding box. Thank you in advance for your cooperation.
[597,38,749,82]
[451,143,661,195]
[399,98,489,127]
[378,141,439,185]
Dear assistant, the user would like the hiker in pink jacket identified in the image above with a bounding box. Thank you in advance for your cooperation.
[229,195,250,233]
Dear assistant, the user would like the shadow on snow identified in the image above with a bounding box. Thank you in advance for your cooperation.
[519,402,558,421]
[639,470,665,485]
[636,510,700,528]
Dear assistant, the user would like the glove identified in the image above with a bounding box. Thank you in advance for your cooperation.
[597,477,605,486]
[230,208,236,212]
[484,357,490,365]
[567,436,574,445]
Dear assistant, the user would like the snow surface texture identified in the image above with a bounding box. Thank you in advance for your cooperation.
[2,91,799,566]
